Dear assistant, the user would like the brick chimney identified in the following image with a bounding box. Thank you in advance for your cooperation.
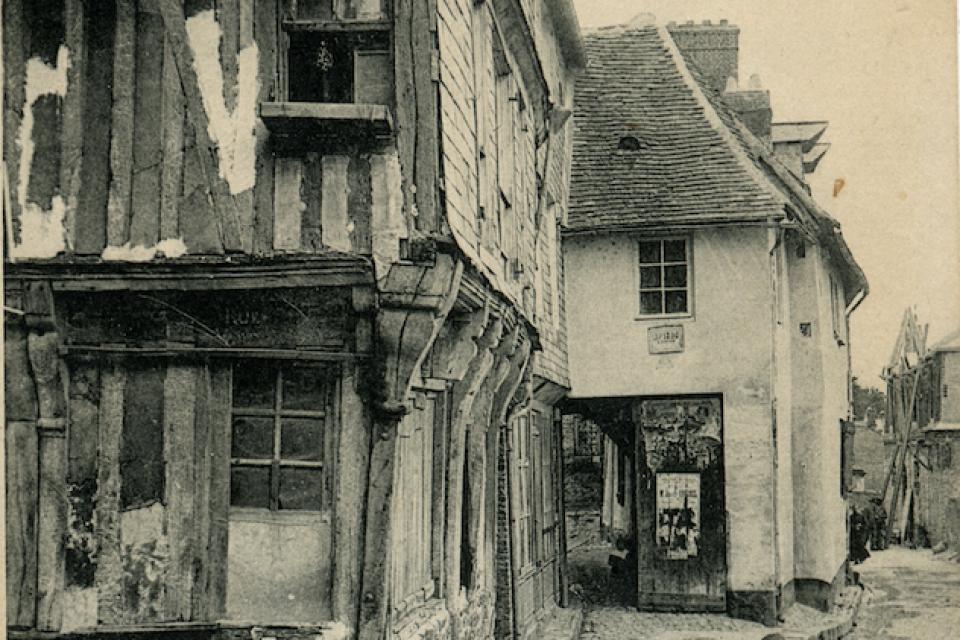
[723,75,772,142]
[667,19,740,95]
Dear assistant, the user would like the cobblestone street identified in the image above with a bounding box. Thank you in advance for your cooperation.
[848,547,960,639]
[568,545,855,640]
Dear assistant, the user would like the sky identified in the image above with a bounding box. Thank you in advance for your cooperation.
[570,0,960,387]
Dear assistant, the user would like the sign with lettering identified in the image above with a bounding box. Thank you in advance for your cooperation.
[656,473,701,560]
[648,325,684,354]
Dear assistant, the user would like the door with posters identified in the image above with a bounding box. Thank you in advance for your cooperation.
[634,396,726,611]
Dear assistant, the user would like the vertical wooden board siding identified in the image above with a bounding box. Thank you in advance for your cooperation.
[160,35,186,241]
[107,0,137,246]
[67,364,100,484]
[5,323,39,422]
[3,0,26,238]
[6,420,39,628]
[179,115,224,254]
[75,0,116,253]
[252,0,277,255]
[120,363,165,510]
[95,366,125,625]
[320,155,350,253]
[331,364,370,629]
[205,365,232,618]
[163,365,197,621]
[129,5,166,247]
[190,365,212,620]
[273,156,303,251]
[61,0,85,246]
[347,155,372,254]
[301,153,323,251]
[23,0,65,211]
[37,426,68,631]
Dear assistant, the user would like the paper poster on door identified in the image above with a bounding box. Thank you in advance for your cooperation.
[656,473,700,560]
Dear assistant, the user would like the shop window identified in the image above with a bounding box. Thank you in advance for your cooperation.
[230,364,333,511]
[287,31,392,105]
[638,237,691,317]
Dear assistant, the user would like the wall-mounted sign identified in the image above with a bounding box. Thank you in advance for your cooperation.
[656,472,701,560]
[648,325,684,354]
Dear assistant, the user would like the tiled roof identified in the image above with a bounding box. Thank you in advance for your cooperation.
[568,25,786,231]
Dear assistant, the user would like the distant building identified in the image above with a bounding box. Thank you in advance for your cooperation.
[563,19,867,626]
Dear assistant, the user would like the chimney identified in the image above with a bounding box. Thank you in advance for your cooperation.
[723,74,772,141]
[667,19,740,95]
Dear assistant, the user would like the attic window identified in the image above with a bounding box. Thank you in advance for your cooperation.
[618,136,644,151]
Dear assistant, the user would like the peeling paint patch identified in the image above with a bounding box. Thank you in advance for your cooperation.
[120,502,168,622]
[101,238,188,261]
[185,10,259,195]
[13,46,71,258]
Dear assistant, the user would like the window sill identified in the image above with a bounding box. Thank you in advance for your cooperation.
[260,102,394,148]
[229,507,330,525]
[634,313,693,322]
[282,18,392,32]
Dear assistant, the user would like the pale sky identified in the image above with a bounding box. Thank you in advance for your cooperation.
[571,0,960,387]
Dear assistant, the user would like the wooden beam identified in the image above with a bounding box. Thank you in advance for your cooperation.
[251,0,277,256]
[61,0,85,250]
[3,0,27,241]
[5,418,39,628]
[204,365,232,617]
[95,364,126,625]
[106,0,136,246]
[159,30,185,241]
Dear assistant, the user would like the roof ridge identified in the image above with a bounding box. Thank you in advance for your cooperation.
[656,24,788,215]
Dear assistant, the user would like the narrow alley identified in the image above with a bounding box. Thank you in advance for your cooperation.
[848,547,960,639]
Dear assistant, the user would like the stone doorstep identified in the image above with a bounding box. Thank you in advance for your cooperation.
[539,605,584,640]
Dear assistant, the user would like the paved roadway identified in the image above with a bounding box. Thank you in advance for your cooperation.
[849,546,960,639]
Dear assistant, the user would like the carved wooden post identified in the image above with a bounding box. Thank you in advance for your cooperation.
[357,255,462,640]
[25,283,67,631]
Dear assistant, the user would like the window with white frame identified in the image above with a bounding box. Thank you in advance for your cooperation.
[638,238,691,316]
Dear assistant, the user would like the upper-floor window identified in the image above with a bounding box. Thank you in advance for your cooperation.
[230,364,334,511]
[287,30,392,104]
[829,274,847,344]
[638,238,691,317]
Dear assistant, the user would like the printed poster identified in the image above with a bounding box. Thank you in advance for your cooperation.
[656,473,701,560]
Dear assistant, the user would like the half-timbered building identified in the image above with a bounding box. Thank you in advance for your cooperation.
[3,1,584,639]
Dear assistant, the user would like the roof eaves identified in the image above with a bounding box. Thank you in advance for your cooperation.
[548,0,588,70]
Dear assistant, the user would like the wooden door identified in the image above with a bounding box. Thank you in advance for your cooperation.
[634,397,726,612]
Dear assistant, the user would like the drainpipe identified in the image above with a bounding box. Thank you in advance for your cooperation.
[767,218,784,616]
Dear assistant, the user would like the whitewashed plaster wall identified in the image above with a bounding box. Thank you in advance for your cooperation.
[564,226,779,592]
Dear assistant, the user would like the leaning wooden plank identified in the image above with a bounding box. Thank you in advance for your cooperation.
[158,0,243,252]
[106,0,137,246]
[331,363,371,629]
[159,30,185,241]
[74,0,116,253]
[273,156,303,250]
[6,420,39,628]
[129,3,166,247]
[163,365,197,620]
[95,365,126,625]
[61,0,85,249]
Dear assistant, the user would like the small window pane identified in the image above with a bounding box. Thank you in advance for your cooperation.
[231,466,271,508]
[640,266,661,288]
[281,418,324,461]
[233,366,275,410]
[282,367,326,412]
[639,241,661,264]
[640,291,663,315]
[665,290,688,314]
[279,467,323,510]
[232,417,274,459]
[663,239,686,262]
[664,265,687,287]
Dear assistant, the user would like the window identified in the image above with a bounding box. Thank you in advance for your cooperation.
[515,413,534,570]
[829,274,847,344]
[618,136,644,151]
[285,27,392,104]
[638,238,690,316]
[230,364,333,511]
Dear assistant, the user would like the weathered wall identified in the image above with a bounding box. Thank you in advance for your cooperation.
[786,234,848,588]
[917,431,960,548]
[773,235,795,592]
[942,353,960,423]
[3,0,405,272]
[564,226,779,593]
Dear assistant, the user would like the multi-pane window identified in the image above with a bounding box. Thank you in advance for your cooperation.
[638,238,691,316]
[230,364,333,511]
[515,413,534,570]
